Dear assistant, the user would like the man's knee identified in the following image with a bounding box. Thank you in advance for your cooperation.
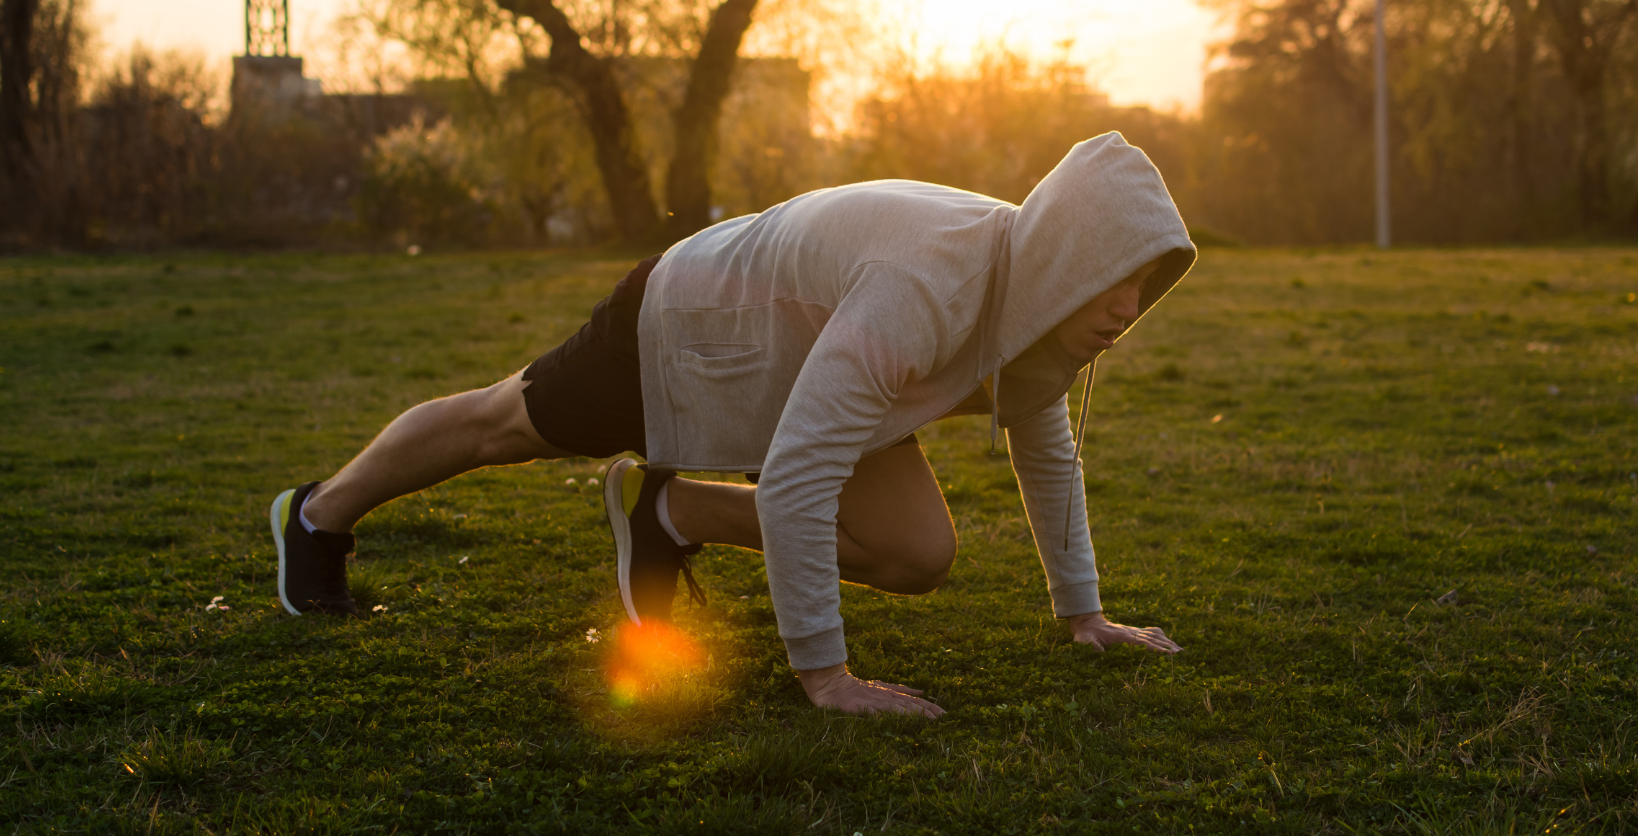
[878,531,957,595]
[464,376,551,464]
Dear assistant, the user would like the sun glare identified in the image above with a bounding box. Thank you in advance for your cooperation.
[97,0,1216,111]
[878,0,1217,110]
[604,621,706,710]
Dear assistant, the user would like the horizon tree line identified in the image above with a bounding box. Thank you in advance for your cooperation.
[0,0,1633,249]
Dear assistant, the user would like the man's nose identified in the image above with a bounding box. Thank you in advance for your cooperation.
[1113,286,1142,323]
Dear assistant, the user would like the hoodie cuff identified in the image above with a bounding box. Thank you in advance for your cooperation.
[1050,581,1102,619]
[783,626,847,671]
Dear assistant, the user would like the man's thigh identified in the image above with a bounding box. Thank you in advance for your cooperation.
[835,442,957,587]
[469,368,579,463]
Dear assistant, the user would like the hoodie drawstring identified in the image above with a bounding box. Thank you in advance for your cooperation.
[989,359,1003,454]
[1063,364,1093,550]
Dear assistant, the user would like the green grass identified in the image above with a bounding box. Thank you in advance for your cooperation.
[2,247,1636,834]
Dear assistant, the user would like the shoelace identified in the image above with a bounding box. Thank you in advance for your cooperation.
[677,546,708,607]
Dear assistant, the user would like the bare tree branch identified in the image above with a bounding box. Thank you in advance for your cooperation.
[498,0,660,239]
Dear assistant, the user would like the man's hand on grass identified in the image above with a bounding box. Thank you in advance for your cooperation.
[1067,611,1182,654]
[797,663,945,718]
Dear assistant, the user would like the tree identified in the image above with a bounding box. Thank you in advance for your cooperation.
[0,0,40,227]
[1193,0,1379,243]
[664,0,756,238]
[1539,0,1637,228]
[494,0,660,240]
[1191,0,1638,243]
[494,0,760,242]
[847,46,1191,208]
[1,0,89,242]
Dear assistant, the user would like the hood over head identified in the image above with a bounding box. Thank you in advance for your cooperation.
[990,133,1197,426]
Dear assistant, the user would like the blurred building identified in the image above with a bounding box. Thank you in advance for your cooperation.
[230,55,321,119]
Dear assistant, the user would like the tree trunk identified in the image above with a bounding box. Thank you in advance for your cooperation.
[1540,0,1636,231]
[1504,0,1536,230]
[0,0,39,227]
[664,0,758,240]
[1571,63,1609,229]
[496,0,660,242]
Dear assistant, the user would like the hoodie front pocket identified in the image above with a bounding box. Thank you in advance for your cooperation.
[679,343,765,374]
[655,298,830,466]
[661,305,783,462]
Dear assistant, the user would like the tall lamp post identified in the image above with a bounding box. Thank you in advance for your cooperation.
[1374,0,1390,249]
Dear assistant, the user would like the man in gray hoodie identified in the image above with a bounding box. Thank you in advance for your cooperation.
[270,133,1192,718]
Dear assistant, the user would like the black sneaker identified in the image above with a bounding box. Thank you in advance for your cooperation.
[270,482,359,616]
[604,459,706,625]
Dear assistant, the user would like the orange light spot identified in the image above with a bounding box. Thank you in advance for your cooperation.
[603,621,703,708]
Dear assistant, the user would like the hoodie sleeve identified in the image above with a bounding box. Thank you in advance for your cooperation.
[1006,394,1102,618]
[756,263,953,671]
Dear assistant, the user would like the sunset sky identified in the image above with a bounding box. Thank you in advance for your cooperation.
[91,0,1221,111]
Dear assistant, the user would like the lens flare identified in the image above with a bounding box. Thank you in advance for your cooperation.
[603,621,704,709]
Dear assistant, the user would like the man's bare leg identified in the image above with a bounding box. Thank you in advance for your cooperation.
[665,443,955,718]
[665,443,957,594]
[302,369,571,533]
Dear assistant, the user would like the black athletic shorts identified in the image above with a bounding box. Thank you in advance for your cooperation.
[520,254,918,470]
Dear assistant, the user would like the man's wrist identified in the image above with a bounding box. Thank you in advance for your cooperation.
[796,662,849,701]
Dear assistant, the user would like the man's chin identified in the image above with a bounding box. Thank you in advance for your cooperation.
[1064,347,1103,366]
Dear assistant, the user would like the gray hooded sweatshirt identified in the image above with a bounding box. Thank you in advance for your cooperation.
[639,133,1196,670]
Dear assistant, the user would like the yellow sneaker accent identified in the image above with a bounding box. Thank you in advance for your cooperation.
[622,464,645,516]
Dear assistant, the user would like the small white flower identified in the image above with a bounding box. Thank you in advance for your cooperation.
[407,244,422,256]
[205,595,226,611]
[218,605,231,611]
[587,478,600,487]
[458,555,469,564]
[564,477,578,486]
[372,604,388,612]
[585,627,600,643]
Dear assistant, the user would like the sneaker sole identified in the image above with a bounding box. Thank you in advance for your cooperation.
[270,489,302,616]
[604,459,641,625]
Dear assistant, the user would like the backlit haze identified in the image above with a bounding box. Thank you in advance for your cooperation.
[94,0,1218,111]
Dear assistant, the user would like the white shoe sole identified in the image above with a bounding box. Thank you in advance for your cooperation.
[270,489,302,616]
[604,459,641,625]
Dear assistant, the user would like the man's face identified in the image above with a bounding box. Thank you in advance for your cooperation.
[1051,258,1162,363]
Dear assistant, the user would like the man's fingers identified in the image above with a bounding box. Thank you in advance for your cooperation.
[857,692,941,718]
[1133,629,1182,654]
[866,682,943,717]
[1140,627,1183,653]
[867,680,924,697]
[1077,623,1180,654]
[819,676,944,718]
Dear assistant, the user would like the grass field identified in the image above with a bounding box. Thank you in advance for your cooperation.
[2,246,1635,835]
